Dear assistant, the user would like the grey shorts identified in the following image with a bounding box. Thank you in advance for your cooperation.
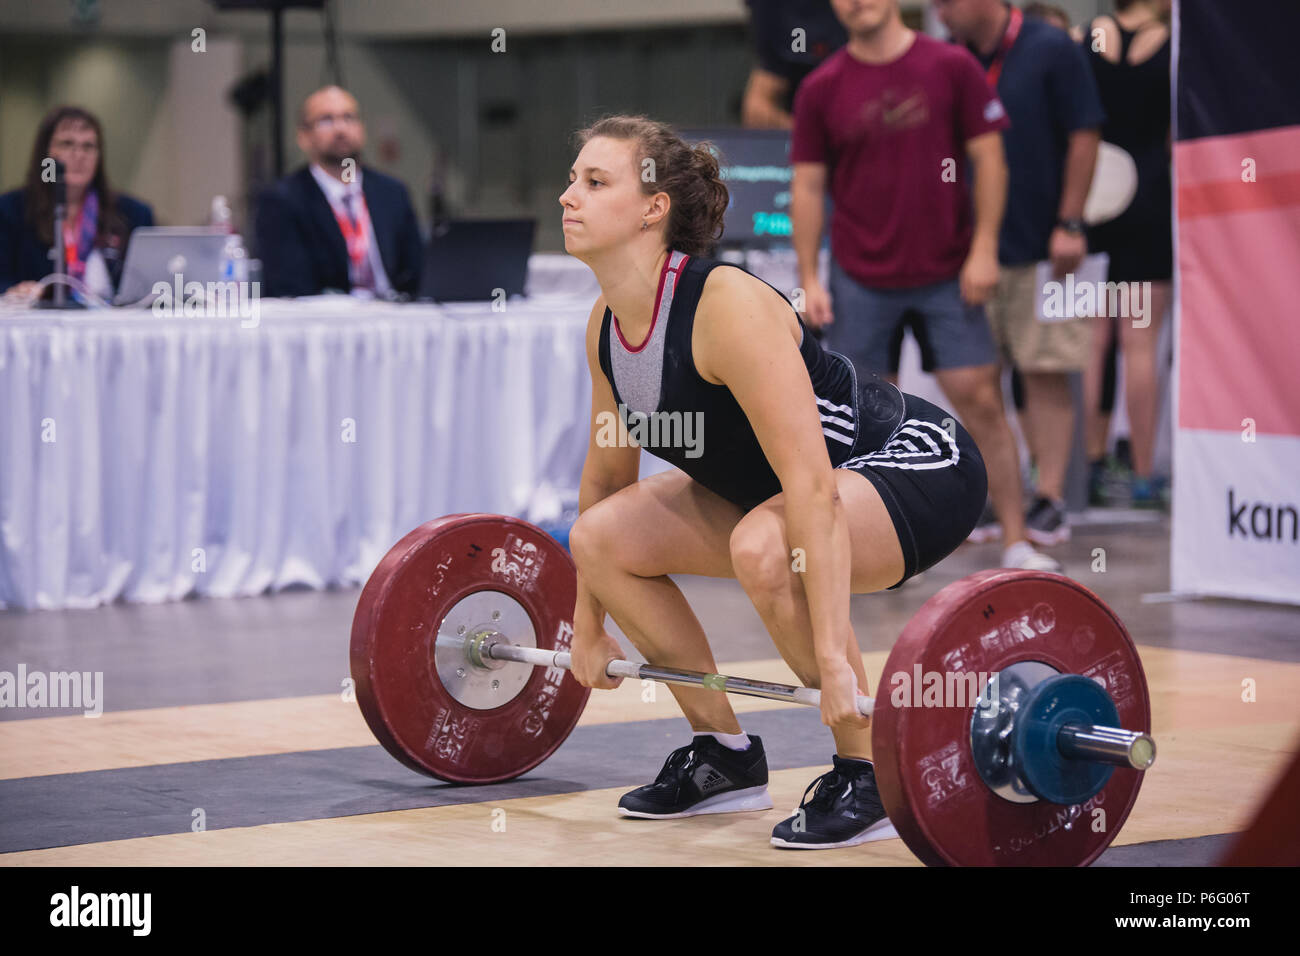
[825,258,999,374]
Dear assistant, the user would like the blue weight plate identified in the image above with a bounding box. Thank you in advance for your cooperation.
[1014,674,1120,805]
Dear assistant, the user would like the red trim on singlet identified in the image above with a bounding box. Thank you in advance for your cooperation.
[612,252,690,353]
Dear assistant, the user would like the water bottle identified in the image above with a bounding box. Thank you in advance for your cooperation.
[221,234,249,282]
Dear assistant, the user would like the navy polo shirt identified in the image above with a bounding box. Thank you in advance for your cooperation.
[970,12,1106,265]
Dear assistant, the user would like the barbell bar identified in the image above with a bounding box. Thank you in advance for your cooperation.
[460,630,1155,772]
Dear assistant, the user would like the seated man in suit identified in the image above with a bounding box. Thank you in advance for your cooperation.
[255,86,422,298]
[1,105,154,303]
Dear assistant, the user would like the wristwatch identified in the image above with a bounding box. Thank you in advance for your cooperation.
[1056,217,1086,235]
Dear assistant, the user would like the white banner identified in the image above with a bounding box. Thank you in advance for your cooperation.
[1172,430,1300,604]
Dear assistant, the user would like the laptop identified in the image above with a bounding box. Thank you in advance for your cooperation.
[419,218,535,303]
[114,227,233,306]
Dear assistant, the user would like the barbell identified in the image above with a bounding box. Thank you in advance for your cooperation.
[350,513,1155,866]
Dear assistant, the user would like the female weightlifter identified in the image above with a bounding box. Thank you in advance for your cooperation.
[561,115,988,849]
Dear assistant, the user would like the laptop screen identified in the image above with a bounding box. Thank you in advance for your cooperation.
[419,219,535,303]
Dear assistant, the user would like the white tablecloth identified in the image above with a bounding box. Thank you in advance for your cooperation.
[525,254,602,299]
[0,250,849,611]
[0,294,592,610]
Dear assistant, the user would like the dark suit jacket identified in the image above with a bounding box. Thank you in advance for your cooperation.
[0,189,154,293]
[253,165,422,298]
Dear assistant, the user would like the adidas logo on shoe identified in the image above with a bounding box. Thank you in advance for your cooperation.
[616,735,774,819]
[693,766,730,796]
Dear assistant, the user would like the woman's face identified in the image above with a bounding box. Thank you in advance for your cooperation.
[560,136,661,259]
[48,119,99,194]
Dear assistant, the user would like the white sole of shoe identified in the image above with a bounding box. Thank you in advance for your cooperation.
[1007,559,1064,573]
[770,817,900,849]
[1025,526,1071,546]
[617,785,774,819]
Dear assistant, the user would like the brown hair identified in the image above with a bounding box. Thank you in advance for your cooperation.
[573,114,729,257]
[22,106,125,248]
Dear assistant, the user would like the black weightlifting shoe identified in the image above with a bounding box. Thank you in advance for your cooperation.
[617,734,773,819]
[770,756,897,849]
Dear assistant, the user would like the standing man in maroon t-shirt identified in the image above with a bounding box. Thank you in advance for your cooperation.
[790,0,1060,572]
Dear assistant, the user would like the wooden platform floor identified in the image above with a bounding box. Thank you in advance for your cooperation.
[2,519,1297,866]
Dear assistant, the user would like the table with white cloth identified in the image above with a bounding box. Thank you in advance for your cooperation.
[0,250,862,611]
[0,289,596,610]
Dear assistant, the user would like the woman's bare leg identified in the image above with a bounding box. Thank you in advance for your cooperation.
[568,468,747,733]
[726,470,906,760]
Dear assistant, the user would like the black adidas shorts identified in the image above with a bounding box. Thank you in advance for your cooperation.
[834,380,988,589]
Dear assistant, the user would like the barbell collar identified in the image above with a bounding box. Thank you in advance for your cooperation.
[1057,723,1157,770]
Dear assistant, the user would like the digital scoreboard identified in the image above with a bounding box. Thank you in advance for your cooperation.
[677,128,798,248]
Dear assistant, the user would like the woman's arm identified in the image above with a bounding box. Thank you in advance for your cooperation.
[574,294,641,630]
[694,268,861,721]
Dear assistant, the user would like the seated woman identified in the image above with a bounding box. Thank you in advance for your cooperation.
[0,105,153,303]
[561,115,988,850]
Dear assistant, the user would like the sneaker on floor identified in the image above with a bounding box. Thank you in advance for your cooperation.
[1002,539,1062,573]
[617,734,773,819]
[771,756,898,849]
[1100,455,1135,505]
[1025,495,1070,546]
[965,499,1000,543]
[1087,458,1108,507]
[1131,475,1169,510]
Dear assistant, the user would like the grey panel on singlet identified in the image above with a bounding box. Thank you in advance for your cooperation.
[609,250,687,414]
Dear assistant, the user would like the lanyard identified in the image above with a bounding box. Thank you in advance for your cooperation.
[63,208,83,273]
[985,4,1023,88]
[331,192,370,269]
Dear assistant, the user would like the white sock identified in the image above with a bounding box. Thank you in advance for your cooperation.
[705,731,751,751]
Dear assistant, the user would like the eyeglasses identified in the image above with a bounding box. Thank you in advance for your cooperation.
[305,112,361,131]
[51,139,99,154]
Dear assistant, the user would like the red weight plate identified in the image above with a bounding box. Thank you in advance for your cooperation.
[350,513,588,784]
[871,570,1151,866]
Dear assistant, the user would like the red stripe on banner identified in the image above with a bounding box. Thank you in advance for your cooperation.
[1177,126,1300,217]
[1178,206,1300,436]
[1178,170,1300,218]
[1176,125,1300,186]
